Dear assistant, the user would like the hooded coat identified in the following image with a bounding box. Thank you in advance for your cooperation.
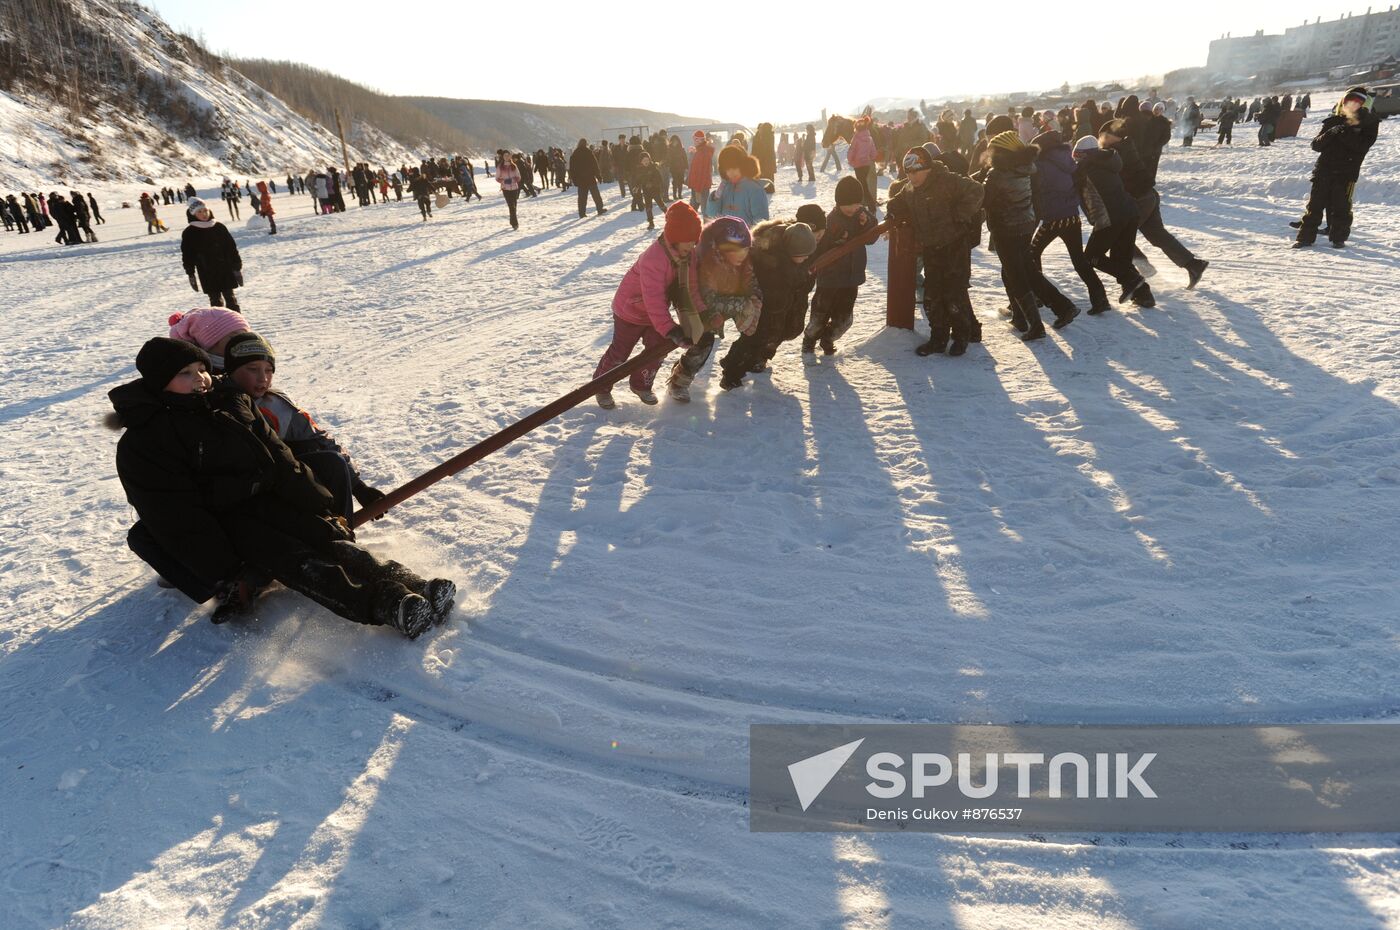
[1030,132,1080,222]
[1073,148,1137,229]
[109,378,336,586]
[569,142,600,186]
[886,161,985,250]
[1311,92,1382,182]
[748,220,816,343]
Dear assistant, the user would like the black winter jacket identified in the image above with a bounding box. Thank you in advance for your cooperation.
[1074,148,1138,229]
[750,220,816,343]
[110,379,336,585]
[982,145,1040,238]
[808,205,874,289]
[180,222,242,293]
[569,145,600,185]
[1311,111,1382,182]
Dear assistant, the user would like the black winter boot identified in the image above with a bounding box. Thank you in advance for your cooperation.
[374,581,434,639]
[1018,294,1046,341]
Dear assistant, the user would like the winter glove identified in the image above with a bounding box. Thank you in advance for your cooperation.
[666,325,693,348]
[188,273,199,292]
[352,482,387,520]
[234,270,244,287]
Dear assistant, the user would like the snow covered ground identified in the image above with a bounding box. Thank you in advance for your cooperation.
[2,116,1400,929]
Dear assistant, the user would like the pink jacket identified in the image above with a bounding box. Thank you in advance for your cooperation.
[496,162,520,191]
[847,128,877,168]
[612,237,705,336]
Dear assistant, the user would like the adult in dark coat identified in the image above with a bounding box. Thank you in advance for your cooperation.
[1100,119,1208,287]
[48,192,81,245]
[109,339,447,637]
[569,139,606,218]
[180,198,243,309]
[70,191,96,242]
[1030,130,1108,313]
[752,123,777,181]
[6,194,28,232]
[981,134,1077,338]
[597,142,614,184]
[1294,88,1383,248]
[666,137,688,200]
[1072,138,1149,305]
[86,192,104,224]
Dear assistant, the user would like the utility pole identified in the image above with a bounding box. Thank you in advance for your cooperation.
[334,108,351,177]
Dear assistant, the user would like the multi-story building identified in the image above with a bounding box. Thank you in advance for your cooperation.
[1207,6,1400,78]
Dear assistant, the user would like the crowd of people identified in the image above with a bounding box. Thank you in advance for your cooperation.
[85,86,1385,642]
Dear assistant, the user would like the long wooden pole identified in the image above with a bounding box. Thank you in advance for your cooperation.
[351,340,679,527]
[334,108,351,178]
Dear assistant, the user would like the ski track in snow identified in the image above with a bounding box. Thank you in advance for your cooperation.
[2,119,1400,928]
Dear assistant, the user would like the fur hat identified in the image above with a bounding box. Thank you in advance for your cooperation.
[783,223,817,258]
[835,175,865,206]
[167,308,250,351]
[794,203,827,232]
[717,145,747,175]
[1099,118,1129,139]
[988,130,1025,151]
[1072,135,1100,158]
[224,332,276,374]
[136,337,210,391]
[663,201,702,245]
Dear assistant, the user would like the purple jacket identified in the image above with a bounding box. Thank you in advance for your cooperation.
[611,236,705,336]
[1030,132,1081,223]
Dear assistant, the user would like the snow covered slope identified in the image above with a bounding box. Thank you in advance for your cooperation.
[1,113,1398,928]
[0,0,412,190]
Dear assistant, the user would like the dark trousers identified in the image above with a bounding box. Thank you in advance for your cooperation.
[417,196,432,219]
[577,181,604,216]
[671,171,684,200]
[1297,174,1355,245]
[302,451,356,521]
[854,164,877,213]
[641,192,665,226]
[1031,217,1108,309]
[720,331,768,377]
[804,286,858,349]
[1085,222,1140,288]
[1132,192,1196,268]
[596,317,669,390]
[503,189,520,228]
[206,289,241,311]
[920,244,976,345]
[995,230,1072,311]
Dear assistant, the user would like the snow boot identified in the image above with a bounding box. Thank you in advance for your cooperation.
[1291,240,1313,249]
[667,379,691,403]
[1018,294,1047,342]
[596,390,616,409]
[1330,240,1346,249]
[1131,282,1157,308]
[1008,299,1029,334]
[1186,259,1209,289]
[749,359,768,373]
[915,337,945,356]
[1118,275,1147,305]
[1051,299,1081,330]
[802,350,818,366]
[821,339,837,356]
[719,372,744,391]
[375,583,434,640]
[631,386,658,405]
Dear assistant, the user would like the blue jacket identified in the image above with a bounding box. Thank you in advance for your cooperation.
[705,177,769,226]
[1030,132,1080,222]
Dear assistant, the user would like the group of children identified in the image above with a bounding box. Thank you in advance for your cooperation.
[110,307,454,640]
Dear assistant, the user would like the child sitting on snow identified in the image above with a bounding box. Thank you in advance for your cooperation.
[109,337,454,638]
[222,332,386,519]
[802,176,875,361]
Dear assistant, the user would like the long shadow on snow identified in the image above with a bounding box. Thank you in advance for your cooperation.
[0,583,400,929]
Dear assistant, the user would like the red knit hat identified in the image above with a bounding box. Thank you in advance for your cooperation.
[663,201,702,245]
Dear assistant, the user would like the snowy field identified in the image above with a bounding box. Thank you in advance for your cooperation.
[2,118,1400,929]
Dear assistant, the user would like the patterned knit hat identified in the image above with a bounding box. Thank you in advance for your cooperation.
[224,332,276,374]
[167,308,250,351]
[989,130,1025,151]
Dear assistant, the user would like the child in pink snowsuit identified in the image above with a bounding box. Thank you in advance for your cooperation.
[593,202,705,409]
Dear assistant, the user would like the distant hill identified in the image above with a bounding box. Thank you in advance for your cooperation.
[402,98,718,151]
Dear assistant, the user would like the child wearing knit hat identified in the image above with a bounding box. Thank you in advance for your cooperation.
[168,308,251,372]
[108,338,455,638]
[802,177,877,361]
[223,332,386,521]
[717,218,819,387]
[593,201,703,409]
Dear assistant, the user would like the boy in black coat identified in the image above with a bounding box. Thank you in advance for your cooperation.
[1294,88,1384,249]
[803,176,873,359]
[181,198,243,309]
[110,338,453,638]
[718,219,818,387]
